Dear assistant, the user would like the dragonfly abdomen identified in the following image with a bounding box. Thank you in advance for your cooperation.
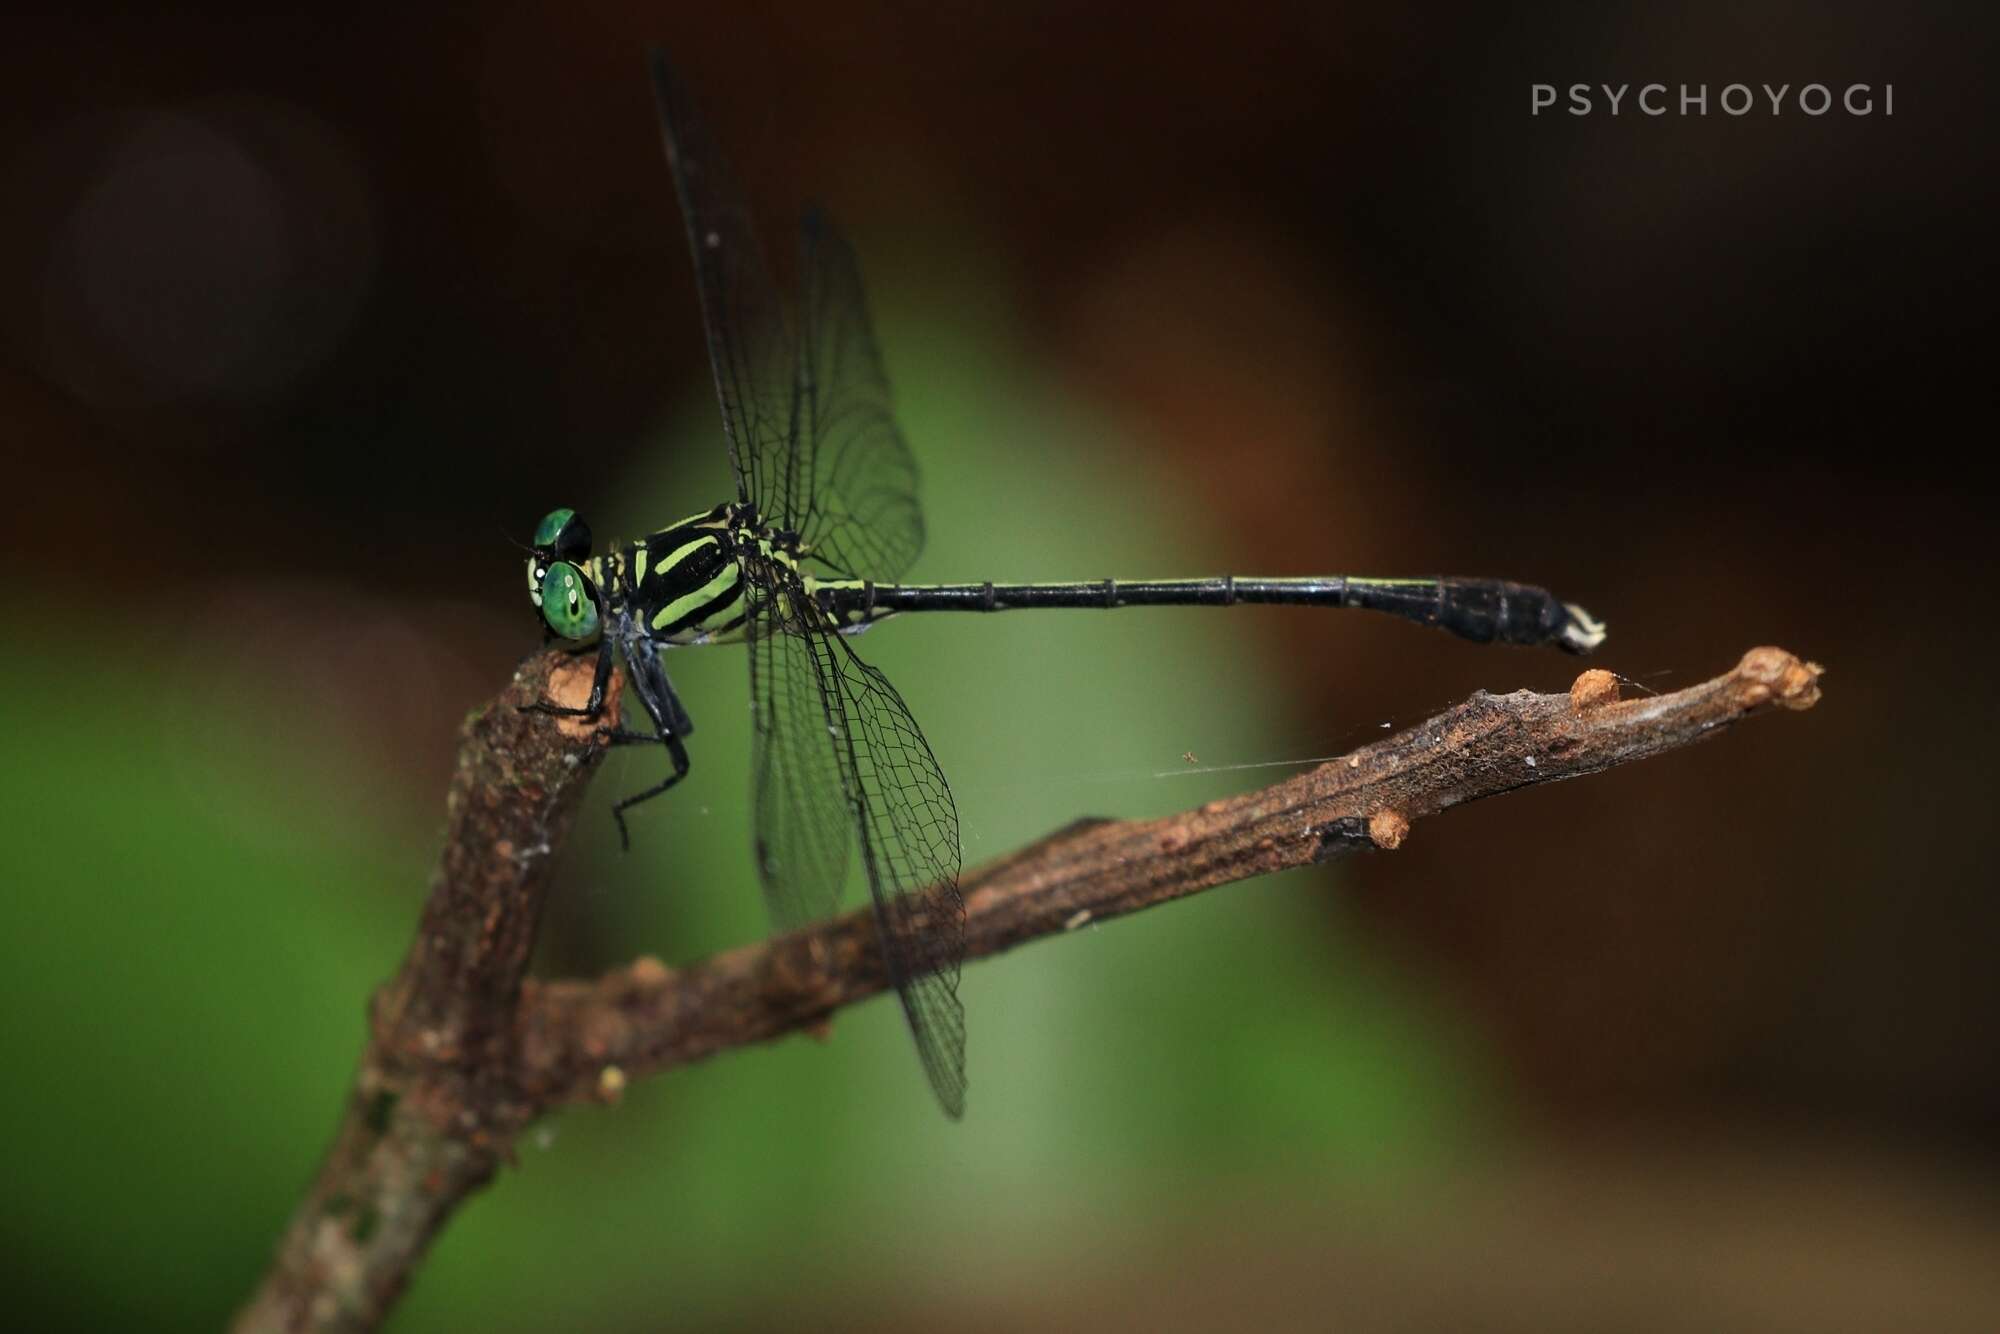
[812,575,1605,653]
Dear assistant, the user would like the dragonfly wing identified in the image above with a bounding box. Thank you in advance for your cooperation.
[803,603,966,1116]
[746,580,851,932]
[649,51,801,525]
[794,209,924,583]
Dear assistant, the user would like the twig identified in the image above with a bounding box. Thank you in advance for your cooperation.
[512,647,1822,1103]
[234,652,622,1334]
[237,646,1820,1332]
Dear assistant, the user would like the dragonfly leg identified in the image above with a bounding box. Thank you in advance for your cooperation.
[519,639,615,718]
[607,634,698,850]
[611,732,691,852]
[607,727,662,745]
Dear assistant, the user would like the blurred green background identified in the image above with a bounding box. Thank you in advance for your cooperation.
[3,4,1996,1331]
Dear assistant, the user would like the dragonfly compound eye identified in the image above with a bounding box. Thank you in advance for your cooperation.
[533,507,592,561]
[538,561,601,640]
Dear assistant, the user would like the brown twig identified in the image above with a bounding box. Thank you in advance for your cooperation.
[234,652,622,1334]
[237,645,1820,1333]
[511,647,1822,1103]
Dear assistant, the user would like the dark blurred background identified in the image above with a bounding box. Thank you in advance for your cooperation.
[4,3,1997,1330]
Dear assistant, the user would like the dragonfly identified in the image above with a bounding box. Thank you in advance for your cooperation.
[524,51,1608,1119]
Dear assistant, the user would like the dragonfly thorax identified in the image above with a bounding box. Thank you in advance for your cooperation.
[585,501,762,647]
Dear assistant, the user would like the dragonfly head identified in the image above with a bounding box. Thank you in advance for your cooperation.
[527,508,601,641]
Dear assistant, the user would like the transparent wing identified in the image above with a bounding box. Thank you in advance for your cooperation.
[648,51,800,523]
[746,579,851,932]
[798,598,966,1116]
[794,210,925,582]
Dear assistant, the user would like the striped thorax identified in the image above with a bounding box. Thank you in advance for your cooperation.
[526,502,822,649]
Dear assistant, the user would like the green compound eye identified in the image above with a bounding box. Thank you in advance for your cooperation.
[533,508,574,547]
[538,561,601,640]
[533,508,591,559]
